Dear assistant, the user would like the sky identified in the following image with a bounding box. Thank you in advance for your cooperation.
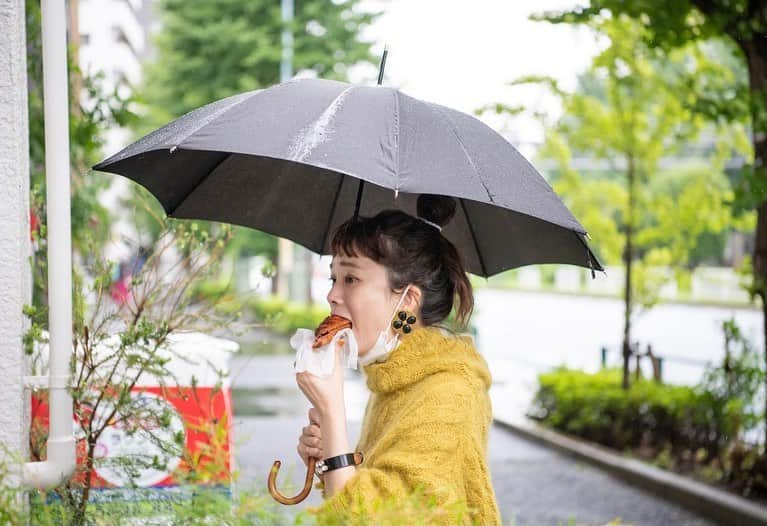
[346,0,604,158]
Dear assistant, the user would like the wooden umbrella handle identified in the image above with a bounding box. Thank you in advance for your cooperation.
[268,456,317,505]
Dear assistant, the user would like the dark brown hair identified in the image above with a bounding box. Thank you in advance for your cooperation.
[330,194,474,329]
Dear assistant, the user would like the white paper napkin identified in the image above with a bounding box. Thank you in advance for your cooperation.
[291,327,358,377]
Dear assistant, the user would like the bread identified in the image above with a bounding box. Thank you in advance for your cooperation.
[313,314,352,349]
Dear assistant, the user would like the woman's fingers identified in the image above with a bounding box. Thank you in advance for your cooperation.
[300,435,321,448]
[297,417,323,467]
[302,423,322,438]
[297,441,323,465]
[308,407,321,426]
[298,425,322,448]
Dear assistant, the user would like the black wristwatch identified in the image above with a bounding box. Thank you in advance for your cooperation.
[315,452,364,477]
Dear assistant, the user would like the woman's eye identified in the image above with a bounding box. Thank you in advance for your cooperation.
[328,276,356,284]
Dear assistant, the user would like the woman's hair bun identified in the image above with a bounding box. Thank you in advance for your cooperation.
[416,194,457,228]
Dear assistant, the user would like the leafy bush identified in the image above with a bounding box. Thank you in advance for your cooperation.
[699,318,764,435]
[529,365,767,499]
[247,295,330,336]
[0,450,485,526]
[530,368,743,459]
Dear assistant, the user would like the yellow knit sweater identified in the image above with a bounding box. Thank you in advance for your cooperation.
[307,325,501,525]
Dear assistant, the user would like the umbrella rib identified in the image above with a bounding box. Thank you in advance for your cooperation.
[172,93,255,149]
[320,175,345,253]
[459,199,488,277]
[428,102,588,235]
[426,103,495,204]
[573,231,603,273]
[393,90,401,191]
[167,152,232,215]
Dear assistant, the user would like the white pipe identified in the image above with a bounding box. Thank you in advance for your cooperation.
[23,0,76,489]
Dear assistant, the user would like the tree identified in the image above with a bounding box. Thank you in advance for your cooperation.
[483,15,754,388]
[139,0,380,131]
[128,0,382,297]
[25,217,241,524]
[535,0,767,437]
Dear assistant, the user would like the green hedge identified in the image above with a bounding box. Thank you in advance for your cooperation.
[530,367,744,459]
[247,295,329,335]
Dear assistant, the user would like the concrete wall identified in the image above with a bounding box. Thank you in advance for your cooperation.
[0,0,31,485]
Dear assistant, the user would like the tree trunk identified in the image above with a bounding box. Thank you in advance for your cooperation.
[73,440,95,525]
[622,155,636,389]
[742,34,767,445]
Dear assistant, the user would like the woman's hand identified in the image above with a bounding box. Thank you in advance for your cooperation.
[297,407,323,467]
[295,339,347,419]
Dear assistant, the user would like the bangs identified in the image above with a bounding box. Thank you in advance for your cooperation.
[330,217,389,262]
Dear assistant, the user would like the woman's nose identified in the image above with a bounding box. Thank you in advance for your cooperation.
[326,282,341,307]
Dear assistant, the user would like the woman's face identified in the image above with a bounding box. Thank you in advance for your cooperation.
[327,253,408,355]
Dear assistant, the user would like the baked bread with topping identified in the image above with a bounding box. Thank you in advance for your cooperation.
[313,314,352,349]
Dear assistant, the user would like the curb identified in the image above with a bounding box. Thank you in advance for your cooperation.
[493,415,767,526]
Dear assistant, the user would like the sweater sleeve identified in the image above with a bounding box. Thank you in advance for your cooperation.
[306,384,474,523]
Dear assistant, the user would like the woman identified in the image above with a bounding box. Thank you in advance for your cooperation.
[295,194,501,525]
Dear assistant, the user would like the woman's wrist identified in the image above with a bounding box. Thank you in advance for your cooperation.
[317,412,359,498]
[320,412,351,458]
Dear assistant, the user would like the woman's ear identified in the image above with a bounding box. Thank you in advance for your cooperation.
[405,285,422,314]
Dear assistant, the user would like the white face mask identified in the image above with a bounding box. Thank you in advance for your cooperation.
[357,284,412,366]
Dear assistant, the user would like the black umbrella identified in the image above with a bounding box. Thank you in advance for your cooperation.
[93,71,602,278]
[94,54,604,505]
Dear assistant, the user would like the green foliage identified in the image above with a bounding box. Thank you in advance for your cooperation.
[26,0,138,313]
[486,14,756,333]
[533,1,766,51]
[21,209,247,523]
[0,467,490,526]
[533,0,767,300]
[138,0,381,134]
[699,318,765,434]
[530,367,743,458]
[530,316,767,500]
[248,295,329,335]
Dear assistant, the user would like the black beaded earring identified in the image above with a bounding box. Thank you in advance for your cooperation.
[392,310,417,334]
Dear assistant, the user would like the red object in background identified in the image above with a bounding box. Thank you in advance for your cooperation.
[30,210,40,242]
[30,386,233,488]
[29,332,238,491]
[109,276,132,306]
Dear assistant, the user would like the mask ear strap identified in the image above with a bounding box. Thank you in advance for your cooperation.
[385,284,411,333]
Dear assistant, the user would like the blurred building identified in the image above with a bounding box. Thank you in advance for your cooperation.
[73,0,158,263]
[76,0,157,155]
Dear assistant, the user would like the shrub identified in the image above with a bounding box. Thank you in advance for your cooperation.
[529,367,742,459]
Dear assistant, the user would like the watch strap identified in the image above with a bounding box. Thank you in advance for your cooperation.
[315,451,364,477]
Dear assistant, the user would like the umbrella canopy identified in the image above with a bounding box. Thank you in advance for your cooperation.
[93,77,603,278]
